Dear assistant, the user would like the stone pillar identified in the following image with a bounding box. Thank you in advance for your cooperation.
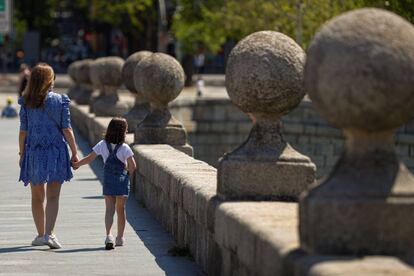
[300,8,414,256]
[217,31,316,201]
[122,51,152,133]
[67,61,81,100]
[88,58,103,113]
[134,53,192,155]
[74,59,94,105]
[91,56,131,117]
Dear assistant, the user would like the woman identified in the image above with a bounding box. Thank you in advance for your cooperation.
[18,63,78,249]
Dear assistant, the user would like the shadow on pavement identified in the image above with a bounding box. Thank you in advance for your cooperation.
[81,195,104,200]
[0,245,47,253]
[125,195,203,275]
[76,177,99,181]
[55,247,105,253]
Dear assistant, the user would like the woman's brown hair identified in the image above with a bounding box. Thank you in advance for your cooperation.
[23,63,55,108]
[104,117,128,144]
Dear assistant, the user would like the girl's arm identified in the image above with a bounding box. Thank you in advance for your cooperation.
[63,128,78,162]
[127,156,136,175]
[18,130,27,167]
[72,152,97,168]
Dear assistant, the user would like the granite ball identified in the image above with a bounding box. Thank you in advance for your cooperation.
[92,56,124,87]
[134,53,185,106]
[305,8,414,131]
[89,59,101,87]
[76,59,93,85]
[226,31,305,117]
[67,61,81,83]
[122,51,152,93]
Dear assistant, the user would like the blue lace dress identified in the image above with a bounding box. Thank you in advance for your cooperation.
[19,92,73,186]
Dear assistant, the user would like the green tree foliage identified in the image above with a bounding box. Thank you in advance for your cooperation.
[14,0,157,49]
[364,0,414,22]
[173,0,414,53]
[14,0,58,44]
[74,0,155,31]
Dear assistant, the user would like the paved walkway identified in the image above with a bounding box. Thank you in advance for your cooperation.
[0,118,202,275]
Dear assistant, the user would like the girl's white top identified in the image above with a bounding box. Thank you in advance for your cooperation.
[92,140,134,165]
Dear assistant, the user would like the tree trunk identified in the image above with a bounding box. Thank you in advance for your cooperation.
[182,54,194,87]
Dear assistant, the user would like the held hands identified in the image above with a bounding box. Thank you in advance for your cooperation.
[71,154,80,170]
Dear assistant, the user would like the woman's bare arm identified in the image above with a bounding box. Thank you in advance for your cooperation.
[127,156,137,175]
[18,130,27,167]
[62,128,78,161]
[72,152,97,168]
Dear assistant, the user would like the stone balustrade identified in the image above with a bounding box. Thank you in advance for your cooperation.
[122,51,152,132]
[90,56,132,116]
[169,95,414,179]
[67,59,94,104]
[68,7,414,275]
[300,8,414,256]
[67,60,81,100]
[218,30,316,200]
[133,52,193,156]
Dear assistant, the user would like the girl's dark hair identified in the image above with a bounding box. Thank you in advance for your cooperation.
[104,117,128,144]
[24,63,55,108]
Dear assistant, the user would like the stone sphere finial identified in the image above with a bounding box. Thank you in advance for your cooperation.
[96,56,124,88]
[70,59,94,105]
[89,56,130,116]
[226,31,305,119]
[305,8,414,132]
[67,61,82,100]
[122,51,152,93]
[133,53,190,150]
[134,53,185,108]
[67,61,79,83]
[76,59,93,85]
[122,51,153,133]
[89,59,101,88]
[218,31,315,200]
[300,8,414,256]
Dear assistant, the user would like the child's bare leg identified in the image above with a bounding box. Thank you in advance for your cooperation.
[105,196,116,236]
[30,183,46,237]
[115,196,127,238]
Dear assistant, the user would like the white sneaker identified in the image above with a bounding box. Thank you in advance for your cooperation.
[105,235,115,250]
[31,236,46,246]
[45,234,62,249]
[115,237,125,247]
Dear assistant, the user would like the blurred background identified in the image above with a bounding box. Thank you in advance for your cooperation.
[0,0,412,83]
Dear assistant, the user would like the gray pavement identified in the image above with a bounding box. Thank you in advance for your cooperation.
[0,118,202,275]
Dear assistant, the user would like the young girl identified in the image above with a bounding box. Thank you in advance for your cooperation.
[72,117,136,250]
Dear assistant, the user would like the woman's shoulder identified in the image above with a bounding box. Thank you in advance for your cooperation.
[46,92,70,105]
[18,96,25,105]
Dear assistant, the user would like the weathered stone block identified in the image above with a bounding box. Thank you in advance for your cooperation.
[177,206,186,247]
[171,144,193,157]
[218,157,316,200]
[135,126,186,145]
[294,255,414,276]
[215,202,299,276]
